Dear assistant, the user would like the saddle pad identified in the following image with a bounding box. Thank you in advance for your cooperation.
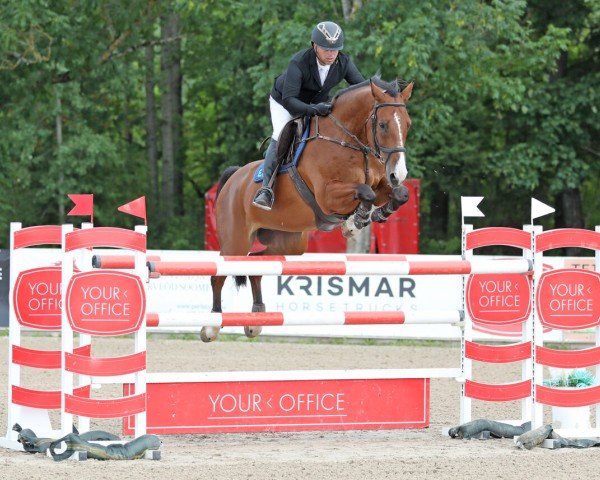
[253,123,310,183]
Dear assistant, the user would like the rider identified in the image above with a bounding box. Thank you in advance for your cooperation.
[252,21,366,211]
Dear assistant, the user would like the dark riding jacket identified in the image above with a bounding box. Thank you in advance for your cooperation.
[270,48,365,117]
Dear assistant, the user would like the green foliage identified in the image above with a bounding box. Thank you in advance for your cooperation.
[544,369,596,388]
[0,0,597,249]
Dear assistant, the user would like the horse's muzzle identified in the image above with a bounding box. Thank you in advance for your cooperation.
[386,152,408,187]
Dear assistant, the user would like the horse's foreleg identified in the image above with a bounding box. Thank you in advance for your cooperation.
[353,184,376,229]
[246,275,264,338]
[202,275,226,342]
[340,184,376,238]
[371,184,409,223]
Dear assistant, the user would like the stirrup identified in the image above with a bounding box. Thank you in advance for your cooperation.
[252,187,274,211]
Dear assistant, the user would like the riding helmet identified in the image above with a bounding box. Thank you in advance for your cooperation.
[311,21,344,50]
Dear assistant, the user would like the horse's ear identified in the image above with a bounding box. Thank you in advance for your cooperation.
[370,79,387,101]
[400,82,414,102]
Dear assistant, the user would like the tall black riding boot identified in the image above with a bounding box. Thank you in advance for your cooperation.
[252,139,278,210]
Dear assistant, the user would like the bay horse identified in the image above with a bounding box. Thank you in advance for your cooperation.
[203,77,413,342]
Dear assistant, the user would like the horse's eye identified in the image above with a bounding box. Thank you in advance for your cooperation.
[379,122,386,130]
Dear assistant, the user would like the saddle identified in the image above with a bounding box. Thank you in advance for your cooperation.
[253,118,306,183]
[254,116,349,231]
[276,116,305,165]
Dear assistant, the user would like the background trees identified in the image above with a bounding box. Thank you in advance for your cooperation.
[1,0,598,251]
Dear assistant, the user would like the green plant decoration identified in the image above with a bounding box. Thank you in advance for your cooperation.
[543,369,596,388]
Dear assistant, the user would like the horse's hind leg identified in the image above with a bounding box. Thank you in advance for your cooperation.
[201,275,226,342]
[246,273,264,338]
[244,231,308,339]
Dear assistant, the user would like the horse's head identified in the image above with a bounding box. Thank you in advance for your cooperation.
[367,78,413,187]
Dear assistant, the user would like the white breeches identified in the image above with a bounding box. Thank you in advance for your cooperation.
[269,96,293,141]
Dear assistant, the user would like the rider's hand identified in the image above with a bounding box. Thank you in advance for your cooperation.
[311,102,332,116]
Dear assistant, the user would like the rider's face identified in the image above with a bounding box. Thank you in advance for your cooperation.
[314,45,339,66]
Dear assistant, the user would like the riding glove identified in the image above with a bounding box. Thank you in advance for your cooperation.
[311,102,332,116]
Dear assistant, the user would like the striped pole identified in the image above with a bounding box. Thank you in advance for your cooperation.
[146,310,463,328]
[147,258,532,277]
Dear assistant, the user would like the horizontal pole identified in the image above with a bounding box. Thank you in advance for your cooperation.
[93,367,463,386]
[146,310,463,328]
[146,368,463,383]
[147,258,532,277]
[92,254,161,269]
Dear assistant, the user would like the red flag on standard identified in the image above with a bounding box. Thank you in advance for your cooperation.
[67,194,94,221]
[118,196,147,224]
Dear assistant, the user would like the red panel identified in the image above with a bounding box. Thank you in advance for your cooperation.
[65,271,146,336]
[13,225,62,249]
[465,341,531,363]
[371,179,420,254]
[536,269,600,329]
[204,184,219,250]
[13,267,62,330]
[536,345,600,368]
[12,385,90,409]
[464,379,531,401]
[65,227,146,252]
[65,393,146,418]
[466,227,531,251]
[536,229,600,252]
[408,261,471,275]
[466,274,532,325]
[65,351,146,376]
[281,261,346,275]
[124,378,429,434]
[536,384,600,408]
[12,344,91,369]
[307,229,348,253]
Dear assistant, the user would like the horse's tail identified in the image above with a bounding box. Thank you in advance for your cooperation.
[215,165,247,288]
[216,166,240,198]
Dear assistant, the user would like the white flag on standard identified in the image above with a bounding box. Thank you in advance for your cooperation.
[531,198,555,221]
[461,196,485,218]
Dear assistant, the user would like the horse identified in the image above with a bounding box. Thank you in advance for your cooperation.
[202,76,413,342]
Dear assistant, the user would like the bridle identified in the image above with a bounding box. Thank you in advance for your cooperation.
[303,101,408,182]
[368,102,408,162]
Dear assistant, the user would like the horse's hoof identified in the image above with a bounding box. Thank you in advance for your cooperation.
[200,326,220,342]
[252,303,266,313]
[244,326,262,338]
[353,218,370,229]
[341,219,357,238]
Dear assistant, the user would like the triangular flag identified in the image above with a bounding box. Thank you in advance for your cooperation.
[67,194,94,223]
[461,196,485,219]
[118,196,147,225]
[531,198,555,221]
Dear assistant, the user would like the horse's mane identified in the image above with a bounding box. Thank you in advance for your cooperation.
[333,76,408,100]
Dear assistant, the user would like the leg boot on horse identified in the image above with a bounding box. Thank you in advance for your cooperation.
[252,139,278,211]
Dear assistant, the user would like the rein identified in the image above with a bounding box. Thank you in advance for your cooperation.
[301,102,407,183]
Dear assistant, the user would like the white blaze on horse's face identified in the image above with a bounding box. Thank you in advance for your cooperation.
[393,111,408,183]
